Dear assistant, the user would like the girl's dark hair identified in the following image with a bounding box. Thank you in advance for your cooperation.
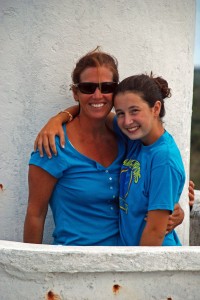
[72,47,119,83]
[114,72,171,118]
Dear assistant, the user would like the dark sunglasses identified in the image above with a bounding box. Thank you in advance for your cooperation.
[72,82,118,94]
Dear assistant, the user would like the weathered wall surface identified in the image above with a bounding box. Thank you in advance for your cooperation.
[190,190,200,245]
[0,0,196,244]
[1,240,200,300]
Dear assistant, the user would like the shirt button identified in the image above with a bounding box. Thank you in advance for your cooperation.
[110,186,113,190]
[113,195,116,198]
[109,177,112,181]
[110,206,113,210]
[105,170,109,173]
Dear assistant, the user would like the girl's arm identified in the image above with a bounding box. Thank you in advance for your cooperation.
[34,105,79,158]
[23,165,57,244]
[140,210,170,246]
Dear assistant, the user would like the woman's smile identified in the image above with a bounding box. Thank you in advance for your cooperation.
[89,102,106,108]
[74,66,114,120]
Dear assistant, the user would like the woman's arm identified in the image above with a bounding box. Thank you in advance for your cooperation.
[34,105,79,158]
[166,203,183,234]
[188,180,195,207]
[140,210,170,246]
[23,165,57,244]
[166,180,195,233]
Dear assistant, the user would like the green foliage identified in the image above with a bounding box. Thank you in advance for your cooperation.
[190,68,200,189]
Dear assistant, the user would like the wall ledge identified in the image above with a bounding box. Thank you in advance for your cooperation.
[1,240,200,273]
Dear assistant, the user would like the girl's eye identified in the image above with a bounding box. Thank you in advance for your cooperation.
[116,112,124,118]
[130,109,139,114]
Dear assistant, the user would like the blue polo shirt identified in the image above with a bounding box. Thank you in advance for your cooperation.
[29,123,126,246]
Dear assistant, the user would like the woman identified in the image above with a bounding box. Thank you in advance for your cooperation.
[24,49,126,245]
[24,49,191,245]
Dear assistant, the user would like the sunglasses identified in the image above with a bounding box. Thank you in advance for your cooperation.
[72,82,118,94]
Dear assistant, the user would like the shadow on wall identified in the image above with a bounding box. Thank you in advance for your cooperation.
[43,209,54,244]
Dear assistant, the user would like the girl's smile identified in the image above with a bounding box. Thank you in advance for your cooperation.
[114,91,163,145]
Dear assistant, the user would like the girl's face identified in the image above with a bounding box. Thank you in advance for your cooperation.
[73,66,114,120]
[114,91,161,145]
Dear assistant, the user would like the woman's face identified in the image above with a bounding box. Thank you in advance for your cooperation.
[73,66,115,120]
[114,91,161,145]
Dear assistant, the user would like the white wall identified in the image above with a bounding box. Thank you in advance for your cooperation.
[0,0,196,244]
[1,241,200,299]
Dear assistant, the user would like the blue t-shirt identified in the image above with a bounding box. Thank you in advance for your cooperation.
[115,124,185,246]
[29,124,126,246]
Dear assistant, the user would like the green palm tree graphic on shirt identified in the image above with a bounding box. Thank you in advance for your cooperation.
[120,159,141,213]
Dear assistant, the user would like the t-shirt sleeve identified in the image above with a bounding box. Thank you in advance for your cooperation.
[148,163,185,213]
[29,135,68,178]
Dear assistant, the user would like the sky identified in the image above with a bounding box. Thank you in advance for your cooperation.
[194,0,200,67]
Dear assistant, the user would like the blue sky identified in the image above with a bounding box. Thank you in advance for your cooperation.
[194,0,200,67]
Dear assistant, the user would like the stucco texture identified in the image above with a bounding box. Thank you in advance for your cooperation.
[0,0,195,244]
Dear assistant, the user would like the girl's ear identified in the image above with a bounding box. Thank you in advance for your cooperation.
[153,100,161,117]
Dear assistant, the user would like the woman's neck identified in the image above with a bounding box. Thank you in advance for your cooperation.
[75,115,108,137]
[66,114,118,167]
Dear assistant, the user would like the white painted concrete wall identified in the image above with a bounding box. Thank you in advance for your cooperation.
[1,240,200,300]
[0,0,196,245]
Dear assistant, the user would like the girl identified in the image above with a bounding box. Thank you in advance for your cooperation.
[114,73,185,246]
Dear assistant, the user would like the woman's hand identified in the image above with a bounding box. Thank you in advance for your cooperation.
[34,105,79,158]
[34,114,66,158]
[166,203,184,234]
[166,180,195,234]
[188,180,195,207]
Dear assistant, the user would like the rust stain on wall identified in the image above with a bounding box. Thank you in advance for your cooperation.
[0,184,4,191]
[46,290,62,300]
[113,284,121,295]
